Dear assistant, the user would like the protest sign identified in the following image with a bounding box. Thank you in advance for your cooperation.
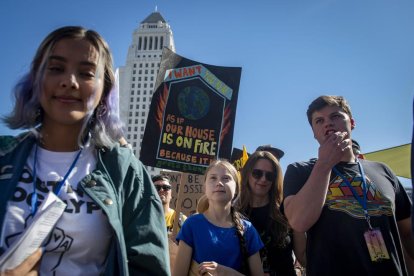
[161,171,205,217]
[140,48,242,174]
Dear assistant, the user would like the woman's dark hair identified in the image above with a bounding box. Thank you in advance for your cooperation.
[237,151,290,247]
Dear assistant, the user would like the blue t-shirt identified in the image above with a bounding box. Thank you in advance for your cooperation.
[176,213,263,271]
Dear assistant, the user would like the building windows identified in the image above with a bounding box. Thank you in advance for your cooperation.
[133,70,136,74]
[133,63,136,68]
[145,70,148,74]
[141,119,145,124]
[138,84,141,88]
[142,112,145,116]
[160,37,164,48]
[145,63,148,67]
[128,119,132,124]
[135,119,138,124]
[131,83,135,88]
[151,70,154,74]
[139,63,142,68]
[138,37,142,50]
[144,37,147,50]
[144,84,147,88]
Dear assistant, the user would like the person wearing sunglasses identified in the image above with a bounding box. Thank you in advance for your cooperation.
[152,175,187,235]
[236,151,306,276]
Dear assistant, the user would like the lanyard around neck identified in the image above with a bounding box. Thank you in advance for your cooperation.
[332,160,372,229]
[31,144,83,215]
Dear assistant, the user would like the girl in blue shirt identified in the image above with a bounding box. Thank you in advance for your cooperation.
[173,160,264,276]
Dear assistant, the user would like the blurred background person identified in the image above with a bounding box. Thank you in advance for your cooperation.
[152,174,187,235]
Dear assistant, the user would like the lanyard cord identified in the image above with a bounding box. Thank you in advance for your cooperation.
[31,144,82,215]
[332,160,372,230]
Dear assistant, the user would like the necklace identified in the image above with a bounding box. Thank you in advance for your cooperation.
[31,144,82,215]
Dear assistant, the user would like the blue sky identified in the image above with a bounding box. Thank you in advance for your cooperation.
[1,0,412,184]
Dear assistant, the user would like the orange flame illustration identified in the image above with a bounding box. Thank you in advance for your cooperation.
[155,84,169,130]
[220,105,232,146]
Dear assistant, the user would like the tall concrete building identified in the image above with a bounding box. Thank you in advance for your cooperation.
[119,11,175,175]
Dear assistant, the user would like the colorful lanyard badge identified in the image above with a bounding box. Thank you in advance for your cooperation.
[332,160,390,262]
[31,144,82,215]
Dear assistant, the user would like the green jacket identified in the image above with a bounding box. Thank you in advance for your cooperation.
[0,132,170,275]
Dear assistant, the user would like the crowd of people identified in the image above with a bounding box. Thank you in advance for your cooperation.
[0,25,412,276]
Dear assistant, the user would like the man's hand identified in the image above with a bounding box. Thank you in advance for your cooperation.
[318,131,352,167]
[1,248,42,276]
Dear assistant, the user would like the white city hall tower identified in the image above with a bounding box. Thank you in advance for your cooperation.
[119,11,175,175]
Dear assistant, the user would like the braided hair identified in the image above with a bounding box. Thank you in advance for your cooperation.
[231,206,250,276]
[203,159,250,274]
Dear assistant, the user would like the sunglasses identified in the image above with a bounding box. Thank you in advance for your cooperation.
[251,169,277,182]
[155,185,172,192]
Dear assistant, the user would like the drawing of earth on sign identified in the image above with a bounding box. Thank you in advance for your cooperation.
[177,86,210,120]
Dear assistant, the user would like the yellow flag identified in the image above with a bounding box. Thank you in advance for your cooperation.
[241,145,248,167]
[364,144,410,179]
